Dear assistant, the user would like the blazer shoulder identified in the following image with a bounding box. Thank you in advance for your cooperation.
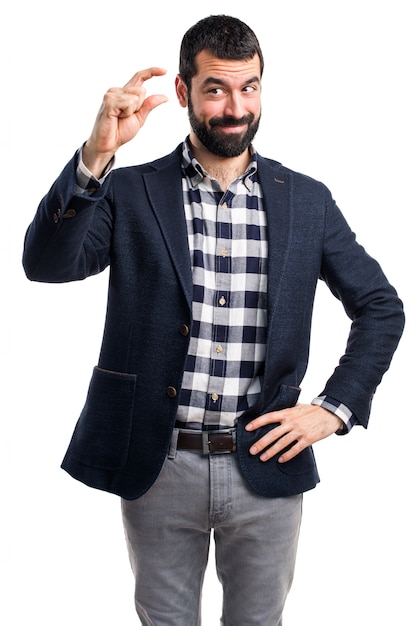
[112,143,184,180]
[257,154,331,198]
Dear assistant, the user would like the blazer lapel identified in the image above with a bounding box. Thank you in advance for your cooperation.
[143,151,193,308]
[257,157,293,319]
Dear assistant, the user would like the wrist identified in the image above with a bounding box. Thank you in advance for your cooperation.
[82,141,115,179]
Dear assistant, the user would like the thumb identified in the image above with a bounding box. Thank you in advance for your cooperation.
[139,94,169,123]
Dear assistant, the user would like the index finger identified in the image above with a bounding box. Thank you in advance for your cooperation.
[245,410,282,431]
[124,67,167,89]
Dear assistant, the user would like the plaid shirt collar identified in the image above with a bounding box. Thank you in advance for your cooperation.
[181,139,259,190]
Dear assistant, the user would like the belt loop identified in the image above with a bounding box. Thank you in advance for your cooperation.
[231,429,237,453]
[202,432,211,455]
[168,429,179,459]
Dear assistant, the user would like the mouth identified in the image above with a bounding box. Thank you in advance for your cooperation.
[217,124,247,134]
[210,115,254,135]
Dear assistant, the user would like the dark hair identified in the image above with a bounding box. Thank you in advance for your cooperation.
[179,15,264,90]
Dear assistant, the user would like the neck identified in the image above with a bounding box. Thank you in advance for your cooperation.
[188,133,251,191]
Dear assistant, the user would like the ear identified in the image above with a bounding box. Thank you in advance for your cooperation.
[175,75,188,108]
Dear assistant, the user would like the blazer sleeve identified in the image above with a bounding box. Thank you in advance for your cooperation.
[318,191,405,426]
[22,151,113,283]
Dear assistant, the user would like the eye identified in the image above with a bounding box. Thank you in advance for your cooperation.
[243,85,257,93]
[207,87,224,96]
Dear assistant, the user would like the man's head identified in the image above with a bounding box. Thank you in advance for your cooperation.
[178,15,264,92]
[176,15,263,158]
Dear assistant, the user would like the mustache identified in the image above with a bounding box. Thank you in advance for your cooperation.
[209,113,255,128]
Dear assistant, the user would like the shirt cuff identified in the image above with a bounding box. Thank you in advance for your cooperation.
[74,146,114,194]
[311,395,358,434]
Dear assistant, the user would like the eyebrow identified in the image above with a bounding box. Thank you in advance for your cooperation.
[201,75,260,88]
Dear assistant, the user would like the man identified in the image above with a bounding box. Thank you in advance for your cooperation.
[23,15,404,626]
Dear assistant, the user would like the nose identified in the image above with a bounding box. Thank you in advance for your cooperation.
[224,92,246,119]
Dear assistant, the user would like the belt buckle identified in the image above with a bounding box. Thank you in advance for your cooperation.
[201,430,236,455]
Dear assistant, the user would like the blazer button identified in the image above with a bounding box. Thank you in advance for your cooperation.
[180,324,190,336]
[167,386,177,398]
[63,209,77,218]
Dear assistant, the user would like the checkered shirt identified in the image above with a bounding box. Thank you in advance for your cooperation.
[176,143,268,429]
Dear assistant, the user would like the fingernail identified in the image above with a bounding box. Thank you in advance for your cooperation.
[249,445,257,454]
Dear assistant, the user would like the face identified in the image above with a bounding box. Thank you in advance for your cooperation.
[176,51,262,158]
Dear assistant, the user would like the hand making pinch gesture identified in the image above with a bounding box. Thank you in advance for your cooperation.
[83,67,168,178]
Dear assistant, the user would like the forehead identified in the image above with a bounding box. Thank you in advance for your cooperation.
[193,50,261,84]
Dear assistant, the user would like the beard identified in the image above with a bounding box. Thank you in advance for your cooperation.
[188,100,261,158]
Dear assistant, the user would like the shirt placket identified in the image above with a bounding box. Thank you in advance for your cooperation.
[204,192,234,426]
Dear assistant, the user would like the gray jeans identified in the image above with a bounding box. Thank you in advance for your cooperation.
[121,431,302,626]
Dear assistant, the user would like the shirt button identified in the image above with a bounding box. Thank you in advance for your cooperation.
[216,345,223,354]
[211,393,219,402]
[166,386,177,398]
[219,296,226,306]
[221,202,228,209]
[220,248,228,257]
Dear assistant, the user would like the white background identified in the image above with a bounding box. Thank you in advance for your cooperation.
[3,1,417,624]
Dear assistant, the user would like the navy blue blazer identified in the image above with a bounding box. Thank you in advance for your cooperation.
[23,144,404,499]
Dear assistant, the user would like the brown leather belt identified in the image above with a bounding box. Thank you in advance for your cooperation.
[177,430,237,455]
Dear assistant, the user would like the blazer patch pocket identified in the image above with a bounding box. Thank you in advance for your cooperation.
[70,366,137,470]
